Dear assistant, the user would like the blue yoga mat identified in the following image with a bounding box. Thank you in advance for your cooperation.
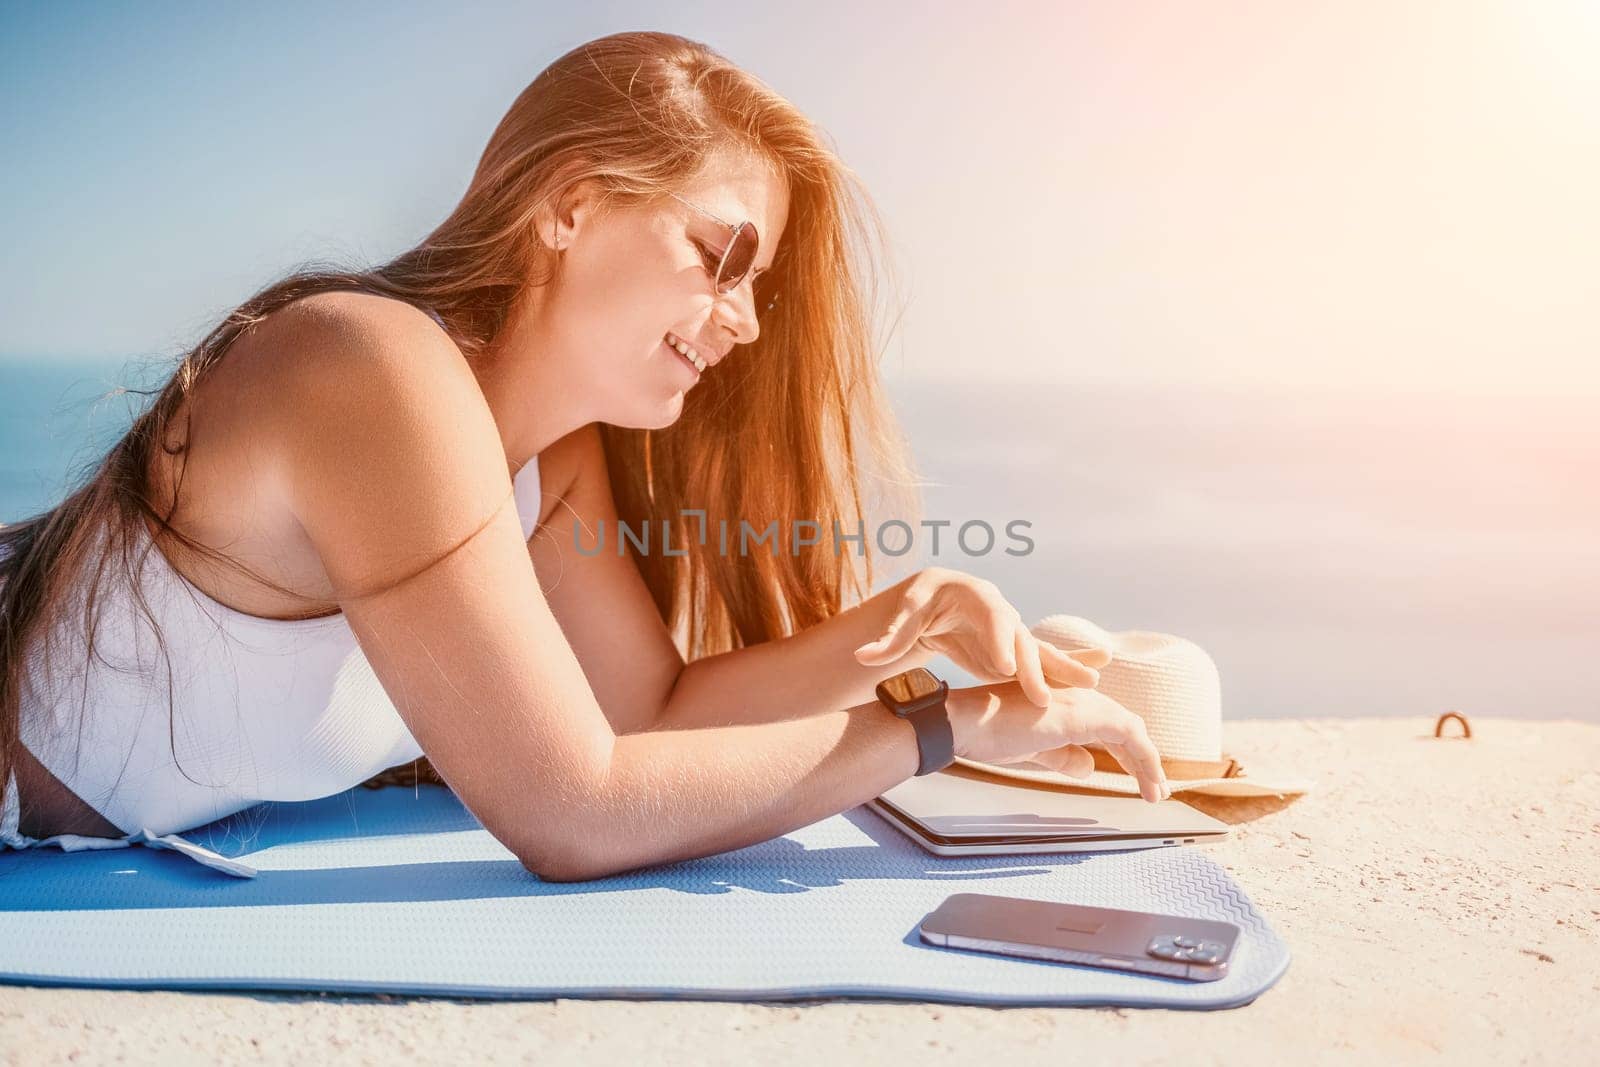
[0,783,1290,1008]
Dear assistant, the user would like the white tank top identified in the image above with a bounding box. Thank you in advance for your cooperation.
[1,452,544,867]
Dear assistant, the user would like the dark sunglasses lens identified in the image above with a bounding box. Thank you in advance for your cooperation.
[716,223,759,293]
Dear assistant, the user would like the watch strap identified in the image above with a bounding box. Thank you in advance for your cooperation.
[905,702,956,776]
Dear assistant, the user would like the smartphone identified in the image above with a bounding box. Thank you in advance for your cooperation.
[918,892,1241,982]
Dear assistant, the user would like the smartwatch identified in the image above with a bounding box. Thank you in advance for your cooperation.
[875,667,955,776]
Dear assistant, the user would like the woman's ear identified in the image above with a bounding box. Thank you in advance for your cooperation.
[532,200,568,254]
[537,177,605,253]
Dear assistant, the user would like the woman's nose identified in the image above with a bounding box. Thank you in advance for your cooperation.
[710,278,761,346]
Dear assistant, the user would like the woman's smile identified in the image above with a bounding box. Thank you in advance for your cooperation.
[659,333,703,383]
[664,331,708,372]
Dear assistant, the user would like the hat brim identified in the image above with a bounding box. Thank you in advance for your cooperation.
[952,756,1315,798]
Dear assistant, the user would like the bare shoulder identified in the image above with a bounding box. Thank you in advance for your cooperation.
[131,289,498,617]
[243,290,511,593]
[247,290,471,407]
[244,290,492,468]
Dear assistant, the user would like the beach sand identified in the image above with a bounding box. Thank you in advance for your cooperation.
[2,716,1596,1064]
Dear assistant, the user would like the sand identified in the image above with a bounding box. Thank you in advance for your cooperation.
[3,716,1597,1065]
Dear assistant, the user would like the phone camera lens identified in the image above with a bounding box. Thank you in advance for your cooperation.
[1181,945,1223,964]
[1147,936,1185,960]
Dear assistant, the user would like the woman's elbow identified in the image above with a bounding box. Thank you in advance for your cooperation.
[522,850,612,883]
[518,825,618,882]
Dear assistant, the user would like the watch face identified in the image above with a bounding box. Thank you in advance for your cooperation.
[879,667,944,708]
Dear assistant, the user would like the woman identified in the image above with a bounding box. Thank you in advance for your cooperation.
[0,31,1168,881]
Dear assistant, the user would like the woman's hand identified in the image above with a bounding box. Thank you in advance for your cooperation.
[947,682,1172,803]
[852,567,1110,709]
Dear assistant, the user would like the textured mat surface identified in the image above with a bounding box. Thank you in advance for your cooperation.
[0,784,1290,1008]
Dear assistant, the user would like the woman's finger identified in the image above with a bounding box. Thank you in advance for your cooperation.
[1103,741,1170,800]
[1013,625,1052,709]
[1103,727,1170,802]
[1066,645,1113,669]
[1037,640,1100,688]
[986,617,1018,677]
[852,595,934,665]
[1035,640,1113,671]
[1034,743,1095,778]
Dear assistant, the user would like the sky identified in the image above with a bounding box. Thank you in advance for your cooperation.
[2,0,1597,394]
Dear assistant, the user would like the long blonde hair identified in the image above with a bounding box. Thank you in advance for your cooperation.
[0,30,920,811]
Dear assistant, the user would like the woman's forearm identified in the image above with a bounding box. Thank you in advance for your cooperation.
[547,694,927,881]
[645,568,935,733]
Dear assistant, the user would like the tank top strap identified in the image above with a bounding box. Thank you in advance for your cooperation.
[513,454,542,542]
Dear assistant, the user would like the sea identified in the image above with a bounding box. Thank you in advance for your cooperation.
[3,355,1596,724]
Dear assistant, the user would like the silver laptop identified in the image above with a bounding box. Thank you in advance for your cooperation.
[868,764,1231,857]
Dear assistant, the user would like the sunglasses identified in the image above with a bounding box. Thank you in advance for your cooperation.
[667,192,780,317]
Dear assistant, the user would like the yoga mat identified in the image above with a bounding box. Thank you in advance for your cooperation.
[0,783,1290,1008]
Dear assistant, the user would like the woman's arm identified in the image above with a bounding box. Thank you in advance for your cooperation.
[268,296,1158,886]
[650,562,1115,732]
[529,420,929,735]
[269,297,617,878]
[646,570,934,732]
[527,423,683,736]
[570,694,925,881]
[532,429,1101,737]
[563,677,1168,882]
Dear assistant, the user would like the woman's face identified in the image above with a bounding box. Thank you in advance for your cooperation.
[541,148,790,429]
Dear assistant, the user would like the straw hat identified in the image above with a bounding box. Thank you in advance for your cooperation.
[952,614,1315,798]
